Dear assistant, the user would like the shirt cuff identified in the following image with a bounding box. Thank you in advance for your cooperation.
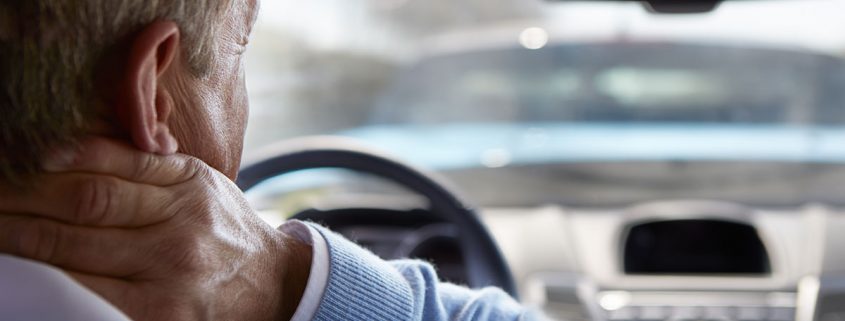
[278,220,330,321]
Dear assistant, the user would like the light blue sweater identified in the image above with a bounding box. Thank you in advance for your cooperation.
[309,224,548,321]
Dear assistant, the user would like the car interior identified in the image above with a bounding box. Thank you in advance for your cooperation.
[239,0,845,320]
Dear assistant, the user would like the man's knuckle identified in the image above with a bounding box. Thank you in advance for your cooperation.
[175,252,208,275]
[155,235,207,273]
[72,177,117,224]
[185,156,202,168]
[133,154,158,180]
[17,220,62,263]
[183,203,215,226]
[184,157,211,182]
[75,177,120,224]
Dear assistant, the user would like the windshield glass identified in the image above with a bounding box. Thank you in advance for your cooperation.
[244,0,845,208]
[372,44,845,125]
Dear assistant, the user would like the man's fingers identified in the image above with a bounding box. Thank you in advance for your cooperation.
[0,215,152,277]
[0,173,175,227]
[44,137,200,187]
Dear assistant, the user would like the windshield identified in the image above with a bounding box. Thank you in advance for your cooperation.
[244,0,845,208]
[372,44,845,125]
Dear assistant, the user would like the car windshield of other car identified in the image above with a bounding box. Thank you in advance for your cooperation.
[243,0,845,218]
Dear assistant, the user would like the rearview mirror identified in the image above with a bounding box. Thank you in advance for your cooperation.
[644,0,722,13]
[546,0,724,14]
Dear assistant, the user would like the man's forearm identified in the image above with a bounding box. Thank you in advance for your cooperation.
[294,222,549,321]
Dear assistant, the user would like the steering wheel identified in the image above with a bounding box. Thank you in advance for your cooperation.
[236,137,518,298]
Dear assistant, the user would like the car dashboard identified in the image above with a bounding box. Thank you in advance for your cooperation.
[298,198,845,321]
[480,200,845,321]
[245,161,845,321]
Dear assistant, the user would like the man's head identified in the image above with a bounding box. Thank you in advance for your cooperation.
[0,0,259,185]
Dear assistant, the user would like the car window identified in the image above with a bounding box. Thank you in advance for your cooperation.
[244,0,845,211]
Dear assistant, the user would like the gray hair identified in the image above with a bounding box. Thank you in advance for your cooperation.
[0,1,232,186]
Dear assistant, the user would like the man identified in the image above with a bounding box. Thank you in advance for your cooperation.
[0,1,545,320]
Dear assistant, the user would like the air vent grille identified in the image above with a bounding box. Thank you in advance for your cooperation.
[597,291,797,321]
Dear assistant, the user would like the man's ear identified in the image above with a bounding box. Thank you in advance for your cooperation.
[116,21,180,155]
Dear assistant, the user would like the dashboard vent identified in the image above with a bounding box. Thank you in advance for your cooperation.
[597,291,796,321]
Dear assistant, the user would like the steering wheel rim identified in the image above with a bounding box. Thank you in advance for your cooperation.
[236,137,518,298]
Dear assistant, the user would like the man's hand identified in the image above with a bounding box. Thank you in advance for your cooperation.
[0,138,311,320]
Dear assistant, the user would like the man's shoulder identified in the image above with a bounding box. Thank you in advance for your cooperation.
[0,255,129,321]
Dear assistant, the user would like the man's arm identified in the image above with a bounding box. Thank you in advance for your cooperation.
[283,220,548,321]
[0,138,547,321]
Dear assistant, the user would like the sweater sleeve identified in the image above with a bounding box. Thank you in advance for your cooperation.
[304,222,549,321]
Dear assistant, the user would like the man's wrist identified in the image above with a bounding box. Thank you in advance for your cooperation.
[277,228,313,320]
